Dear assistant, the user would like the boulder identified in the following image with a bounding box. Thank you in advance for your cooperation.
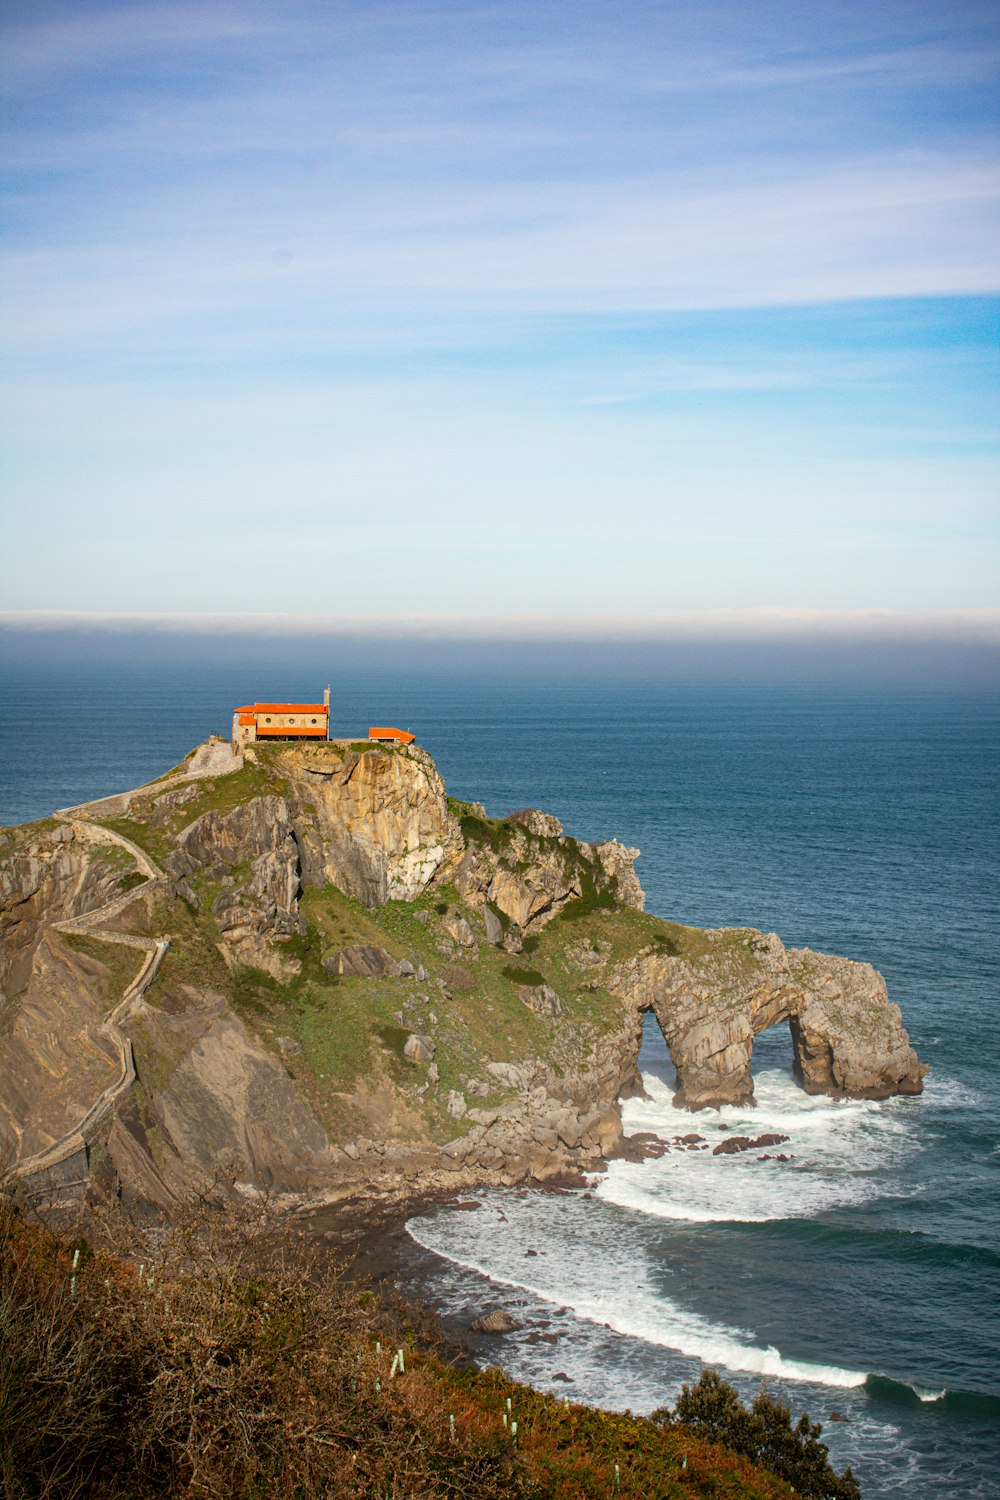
[443,914,476,948]
[322,944,398,979]
[483,905,504,946]
[469,1308,523,1334]
[516,983,564,1018]
[404,1033,435,1063]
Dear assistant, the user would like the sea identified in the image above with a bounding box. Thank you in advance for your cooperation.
[1,651,998,1498]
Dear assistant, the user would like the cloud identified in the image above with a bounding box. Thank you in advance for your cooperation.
[3,156,997,355]
[0,3,272,85]
[3,609,999,644]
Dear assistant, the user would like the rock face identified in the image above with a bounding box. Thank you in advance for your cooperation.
[166,796,305,977]
[453,812,643,933]
[0,822,154,1159]
[119,988,334,1197]
[0,931,121,1158]
[611,929,927,1109]
[0,824,127,999]
[277,743,460,906]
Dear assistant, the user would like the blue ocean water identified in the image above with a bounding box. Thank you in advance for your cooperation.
[1,656,998,1497]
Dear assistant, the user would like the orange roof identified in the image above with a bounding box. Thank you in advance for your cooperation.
[369,726,415,743]
[239,703,328,714]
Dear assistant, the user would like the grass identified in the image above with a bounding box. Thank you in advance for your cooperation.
[61,932,149,1006]
[0,817,59,854]
[99,762,280,863]
[502,966,548,988]
[0,1196,810,1500]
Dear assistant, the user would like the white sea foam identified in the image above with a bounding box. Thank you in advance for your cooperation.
[405,1064,959,1401]
[919,1073,983,1110]
[406,1187,868,1391]
[598,1067,921,1224]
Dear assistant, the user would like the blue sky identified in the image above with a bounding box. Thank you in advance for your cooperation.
[2,0,998,634]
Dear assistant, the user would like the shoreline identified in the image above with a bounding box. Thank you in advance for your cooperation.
[291,1173,604,1367]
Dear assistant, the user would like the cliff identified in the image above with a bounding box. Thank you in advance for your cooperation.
[0,738,926,1212]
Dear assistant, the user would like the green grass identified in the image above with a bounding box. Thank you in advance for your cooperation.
[97,762,280,863]
[501,966,547,988]
[0,817,59,854]
[61,932,148,1005]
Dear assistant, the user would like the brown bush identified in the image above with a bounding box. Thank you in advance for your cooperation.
[0,1193,533,1499]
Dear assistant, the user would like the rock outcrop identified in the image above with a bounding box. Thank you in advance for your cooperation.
[0,824,130,999]
[165,796,305,977]
[453,809,643,934]
[611,929,927,1109]
[118,989,334,1197]
[277,743,460,906]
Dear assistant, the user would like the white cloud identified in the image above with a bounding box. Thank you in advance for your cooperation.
[3,609,999,643]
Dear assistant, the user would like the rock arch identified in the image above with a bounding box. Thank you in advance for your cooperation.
[612,929,927,1111]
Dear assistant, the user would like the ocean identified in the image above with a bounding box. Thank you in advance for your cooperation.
[1,654,998,1498]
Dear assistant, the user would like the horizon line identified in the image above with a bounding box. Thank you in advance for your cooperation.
[2,608,999,644]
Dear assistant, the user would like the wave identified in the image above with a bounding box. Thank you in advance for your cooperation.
[864,1375,1000,1418]
[410,1200,1000,1414]
[599,1067,922,1224]
[406,1197,868,1391]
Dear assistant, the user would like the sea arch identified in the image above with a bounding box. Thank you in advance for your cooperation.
[612,929,926,1112]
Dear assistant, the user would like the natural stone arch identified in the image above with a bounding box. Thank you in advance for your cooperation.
[612,929,926,1112]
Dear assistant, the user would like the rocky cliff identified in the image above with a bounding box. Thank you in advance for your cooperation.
[0,738,926,1214]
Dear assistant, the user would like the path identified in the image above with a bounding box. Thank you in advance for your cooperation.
[11,740,243,1195]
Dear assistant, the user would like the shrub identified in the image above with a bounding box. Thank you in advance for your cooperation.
[0,1196,532,1500]
[668,1368,861,1500]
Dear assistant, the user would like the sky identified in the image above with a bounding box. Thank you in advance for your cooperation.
[1,0,999,647]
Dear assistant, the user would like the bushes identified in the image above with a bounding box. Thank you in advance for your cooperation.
[666,1369,861,1500]
[502,966,548,988]
[1,1199,857,1499]
[0,1198,532,1499]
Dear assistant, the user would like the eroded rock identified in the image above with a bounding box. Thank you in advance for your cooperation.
[469,1308,522,1334]
[612,929,927,1109]
[279,743,460,905]
[322,944,398,979]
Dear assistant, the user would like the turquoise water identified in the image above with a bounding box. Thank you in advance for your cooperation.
[1,659,998,1496]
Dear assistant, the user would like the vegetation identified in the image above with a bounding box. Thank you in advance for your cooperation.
[1,1197,822,1499]
[502,966,548,988]
[61,932,148,1004]
[656,1370,861,1500]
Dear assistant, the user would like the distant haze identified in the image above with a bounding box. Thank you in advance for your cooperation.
[2,615,998,688]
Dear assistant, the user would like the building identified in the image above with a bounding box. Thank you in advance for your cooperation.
[232,688,330,749]
[368,726,415,745]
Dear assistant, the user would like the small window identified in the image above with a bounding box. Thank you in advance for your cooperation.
[310,717,317,724]
[264,716,271,723]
